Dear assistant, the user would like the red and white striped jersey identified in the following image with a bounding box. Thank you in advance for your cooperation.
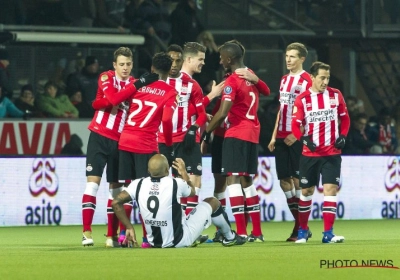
[277,71,312,138]
[158,72,206,143]
[292,87,350,157]
[88,70,134,141]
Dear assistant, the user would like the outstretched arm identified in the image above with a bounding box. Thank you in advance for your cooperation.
[112,191,138,247]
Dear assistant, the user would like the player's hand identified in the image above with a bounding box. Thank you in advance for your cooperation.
[268,138,276,152]
[206,114,213,121]
[162,145,174,167]
[301,135,316,152]
[183,125,197,152]
[133,72,159,89]
[235,68,259,84]
[172,158,189,180]
[208,80,225,100]
[334,135,346,149]
[125,228,139,248]
[284,134,297,146]
[200,131,211,145]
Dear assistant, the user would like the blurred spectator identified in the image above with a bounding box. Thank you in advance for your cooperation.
[367,108,398,154]
[0,85,25,118]
[193,31,221,93]
[30,0,68,26]
[0,48,13,99]
[381,0,400,24]
[66,56,99,118]
[346,95,364,118]
[0,0,26,24]
[170,0,204,47]
[94,0,127,32]
[14,84,45,118]
[61,0,96,27]
[342,113,374,155]
[36,81,79,118]
[67,87,92,118]
[258,95,280,155]
[61,134,84,155]
[129,0,171,51]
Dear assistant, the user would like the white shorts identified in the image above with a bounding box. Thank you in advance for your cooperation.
[175,202,212,248]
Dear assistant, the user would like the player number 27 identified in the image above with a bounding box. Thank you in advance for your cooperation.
[246,92,256,120]
[127,99,157,127]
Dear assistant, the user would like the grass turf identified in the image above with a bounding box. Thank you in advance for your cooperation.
[0,220,399,280]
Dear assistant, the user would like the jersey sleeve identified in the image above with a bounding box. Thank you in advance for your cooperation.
[221,77,237,103]
[175,178,191,198]
[124,179,139,201]
[255,79,270,96]
[337,90,350,136]
[98,72,137,106]
[162,90,178,146]
[291,96,305,140]
[190,82,207,127]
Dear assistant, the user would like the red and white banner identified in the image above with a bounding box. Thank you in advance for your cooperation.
[0,120,91,155]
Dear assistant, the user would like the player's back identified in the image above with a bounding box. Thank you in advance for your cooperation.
[88,70,133,141]
[223,70,261,143]
[118,80,177,153]
[133,177,189,248]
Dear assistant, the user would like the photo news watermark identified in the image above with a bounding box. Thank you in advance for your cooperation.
[320,260,399,269]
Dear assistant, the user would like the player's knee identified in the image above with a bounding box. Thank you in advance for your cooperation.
[203,197,220,212]
[280,178,293,191]
[84,182,99,196]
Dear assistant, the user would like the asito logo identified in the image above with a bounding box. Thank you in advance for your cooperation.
[384,156,400,192]
[382,156,400,218]
[253,158,275,221]
[25,158,62,225]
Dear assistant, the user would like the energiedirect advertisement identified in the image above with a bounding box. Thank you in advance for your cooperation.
[0,156,399,226]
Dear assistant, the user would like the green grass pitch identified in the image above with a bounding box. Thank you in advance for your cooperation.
[0,220,399,280]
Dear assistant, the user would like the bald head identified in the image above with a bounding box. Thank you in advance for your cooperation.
[148,154,169,177]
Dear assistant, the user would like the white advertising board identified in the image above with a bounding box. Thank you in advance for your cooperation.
[0,156,399,226]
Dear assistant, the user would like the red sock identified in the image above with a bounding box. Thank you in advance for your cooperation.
[82,194,96,232]
[298,196,312,230]
[229,195,247,236]
[287,196,300,231]
[323,198,337,231]
[107,199,119,237]
[185,195,199,216]
[245,195,262,236]
[119,202,133,233]
[180,197,187,212]
[139,214,147,241]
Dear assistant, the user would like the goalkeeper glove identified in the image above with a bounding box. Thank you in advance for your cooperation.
[334,135,346,149]
[301,135,316,152]
[183,125,198,152]
[133,72,159,89]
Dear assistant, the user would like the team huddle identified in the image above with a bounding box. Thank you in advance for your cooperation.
[81,41,349,248]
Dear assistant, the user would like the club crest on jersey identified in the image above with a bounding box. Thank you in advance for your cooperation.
[180,86,188,93]
[224,86,232,94]
[329,98,337,105]
[101,74,108,81]
[245,80,252,86]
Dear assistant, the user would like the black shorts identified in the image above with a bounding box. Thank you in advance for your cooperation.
[118,150,156,181]
[299,155,342,188]
[274,138,302,179]
[86,132,119,183]
[172,142,202,176]
[211,135,224,174]
[221,137,258,176]
[158,143,175,162]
